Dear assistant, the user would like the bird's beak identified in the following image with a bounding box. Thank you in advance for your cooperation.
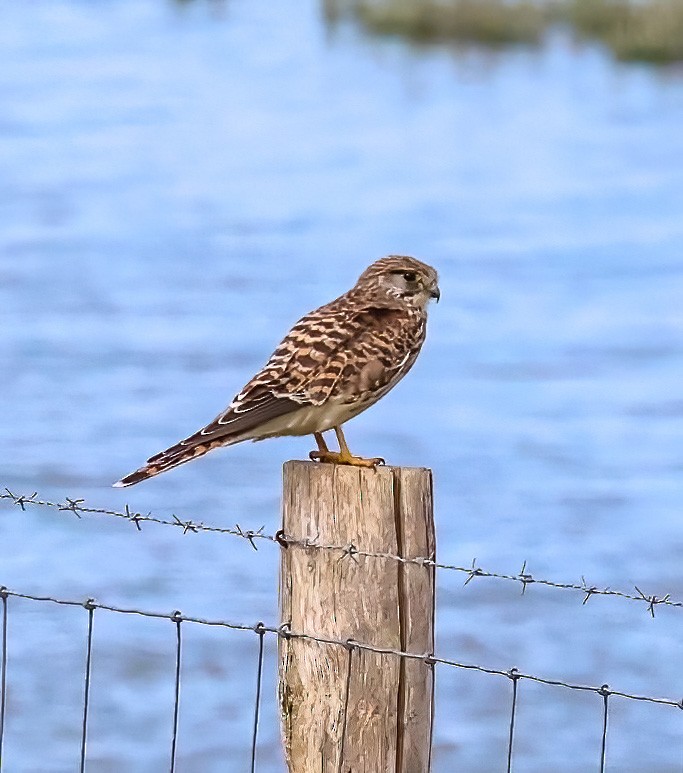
[429,284,441,303]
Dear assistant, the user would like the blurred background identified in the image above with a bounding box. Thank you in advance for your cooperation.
[1,0,683,770]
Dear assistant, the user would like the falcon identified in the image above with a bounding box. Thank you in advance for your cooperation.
[113,255,439,487]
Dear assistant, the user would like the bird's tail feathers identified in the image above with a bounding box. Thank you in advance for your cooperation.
[113,392,300,487]
[113,435,235,488]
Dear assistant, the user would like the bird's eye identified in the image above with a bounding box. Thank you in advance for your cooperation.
[402,271,417,283]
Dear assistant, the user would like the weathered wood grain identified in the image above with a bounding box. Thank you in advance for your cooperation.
[279,461,435,772]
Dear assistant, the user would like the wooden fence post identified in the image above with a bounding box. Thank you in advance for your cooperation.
[279,460,435,772]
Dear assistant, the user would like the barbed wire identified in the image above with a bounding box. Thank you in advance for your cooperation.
[1,487,680,617]
[0,584,681,710]
[0,488,273,546]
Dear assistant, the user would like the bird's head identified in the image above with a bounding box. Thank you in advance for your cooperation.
[356,255,440,310]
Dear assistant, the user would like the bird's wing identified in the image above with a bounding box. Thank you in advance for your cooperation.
[230,300,425,411]
[283,304,426,405]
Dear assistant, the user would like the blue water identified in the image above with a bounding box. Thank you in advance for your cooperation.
[1,1,683,770]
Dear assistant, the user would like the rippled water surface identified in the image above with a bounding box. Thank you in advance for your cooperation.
[1,1,683,771]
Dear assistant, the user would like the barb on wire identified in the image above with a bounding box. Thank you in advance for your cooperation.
[463,558,483,586]
[236,525,265,551]
[517,561,534,595]
[172,515,198,535]
[338,543,359,564]
[3,490,37,511]
[60,498,85,517]
[1,586,682,714]
[124,505,144,531]
[634,586,671,619]
[3,488,683,616]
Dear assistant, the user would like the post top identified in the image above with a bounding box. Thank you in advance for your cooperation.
[283,459,432,475]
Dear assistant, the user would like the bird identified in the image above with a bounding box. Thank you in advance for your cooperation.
[113,255,440,487]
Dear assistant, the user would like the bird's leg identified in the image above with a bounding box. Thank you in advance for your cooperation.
[308,432,330,462]
[334,426,385,468]
[314,432,329,453]
[309,426,384,468]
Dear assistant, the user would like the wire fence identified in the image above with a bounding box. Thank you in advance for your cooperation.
[2,488,680,617]
[0,586,681,773]
[2,487,682,771]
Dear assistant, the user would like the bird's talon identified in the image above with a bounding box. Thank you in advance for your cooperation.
[308,450,385,468]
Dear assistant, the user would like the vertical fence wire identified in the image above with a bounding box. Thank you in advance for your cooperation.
[250,624,266,773]
[0,589,7,772]
[506,669,520,773]
[170,612,183,773]
[599,685,610,773]
[79,600,96,773]
[425,656,436,773]
[336,641,355,773]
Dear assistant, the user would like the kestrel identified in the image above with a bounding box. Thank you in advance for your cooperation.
[113,255,439,487]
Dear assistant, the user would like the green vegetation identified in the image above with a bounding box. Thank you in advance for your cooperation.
[566,0,683,63]
[355,0,546,46]
[330,0,683,63]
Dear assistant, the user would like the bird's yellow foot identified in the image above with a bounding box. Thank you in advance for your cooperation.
[309,450,385,469]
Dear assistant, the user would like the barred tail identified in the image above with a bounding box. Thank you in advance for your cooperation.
[112,437,226,488]
[113,392,299,487]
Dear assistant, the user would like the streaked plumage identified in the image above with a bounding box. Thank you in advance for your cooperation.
[114,255,439,487]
